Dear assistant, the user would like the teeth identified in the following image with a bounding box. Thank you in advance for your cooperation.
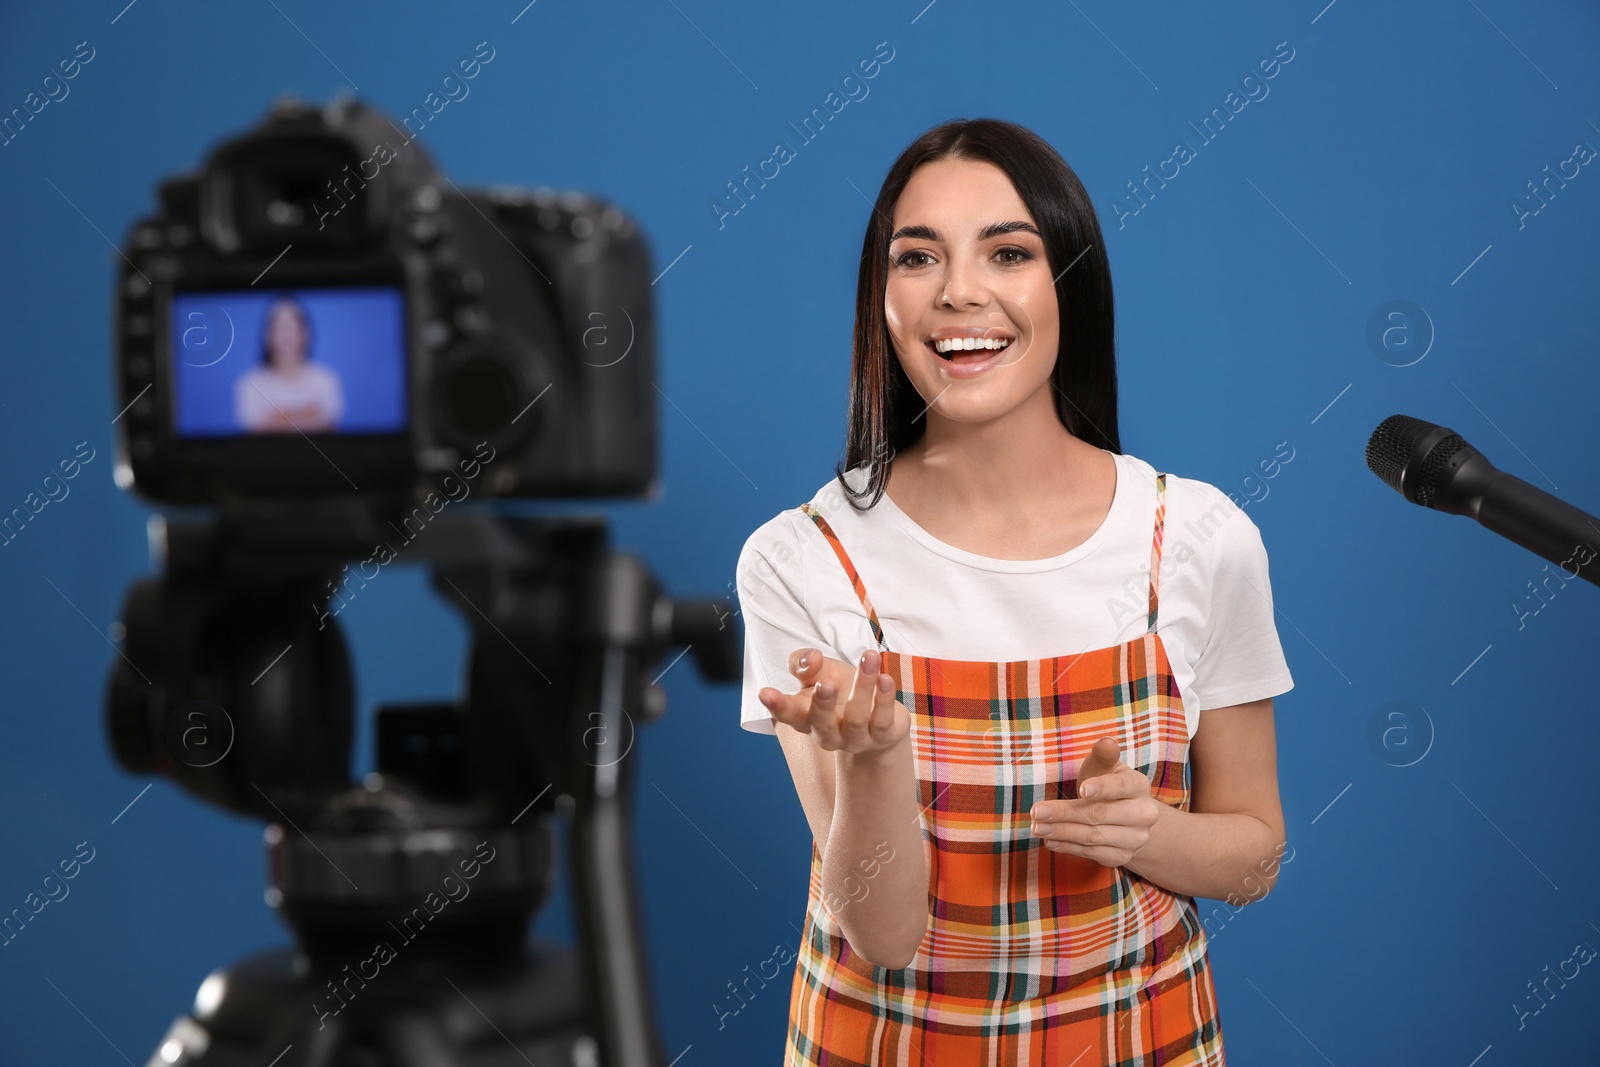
[933,337,1012,354]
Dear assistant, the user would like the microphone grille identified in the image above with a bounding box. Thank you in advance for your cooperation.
[1415,432,1467,508]
[1365,414,1435,493]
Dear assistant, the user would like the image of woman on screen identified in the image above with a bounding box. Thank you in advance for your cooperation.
[233,295,345,432]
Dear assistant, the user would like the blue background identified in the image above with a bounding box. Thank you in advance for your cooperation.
[2,1,1599,1064]
[170,286,408,437]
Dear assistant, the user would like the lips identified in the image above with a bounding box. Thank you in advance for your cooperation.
[925,329,1016,362]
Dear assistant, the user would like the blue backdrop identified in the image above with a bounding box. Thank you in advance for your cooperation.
[2,1,1598,1063]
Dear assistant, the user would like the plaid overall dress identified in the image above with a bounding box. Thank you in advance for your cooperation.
[784,472,1224,1065]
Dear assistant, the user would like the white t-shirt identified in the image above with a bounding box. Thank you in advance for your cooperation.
[736,450,1293,741]
[234,363,345,431]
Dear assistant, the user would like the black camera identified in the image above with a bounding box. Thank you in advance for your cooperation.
[111,93,658,505]
[99,97,732,1065]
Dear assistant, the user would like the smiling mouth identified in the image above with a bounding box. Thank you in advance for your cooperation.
[927,336,1014,361]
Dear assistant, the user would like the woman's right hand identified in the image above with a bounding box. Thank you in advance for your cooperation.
[758,647,910,756]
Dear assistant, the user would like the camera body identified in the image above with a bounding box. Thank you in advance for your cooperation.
[112,95,658,505]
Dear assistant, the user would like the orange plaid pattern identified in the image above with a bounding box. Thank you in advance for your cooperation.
[784,473,1223,1065]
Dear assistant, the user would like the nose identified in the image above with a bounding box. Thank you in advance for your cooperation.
[936,254,988,311]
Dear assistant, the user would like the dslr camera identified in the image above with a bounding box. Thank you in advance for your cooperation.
[111,93,657,505]
[99,97,728,1066]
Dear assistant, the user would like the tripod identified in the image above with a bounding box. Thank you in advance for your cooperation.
[106,504,739,1066]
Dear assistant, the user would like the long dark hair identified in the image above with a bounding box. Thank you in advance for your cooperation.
[261,294,313,366]
[836,117,1120,510]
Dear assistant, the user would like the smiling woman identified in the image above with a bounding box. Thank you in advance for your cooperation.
[737,117,1293,1065]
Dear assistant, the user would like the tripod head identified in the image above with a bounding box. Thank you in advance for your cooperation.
[106,503,739,1065]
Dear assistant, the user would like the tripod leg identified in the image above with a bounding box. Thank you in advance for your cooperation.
[565,644,670,1067]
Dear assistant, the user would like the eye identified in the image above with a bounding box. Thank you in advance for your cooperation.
[994,245,1034,265]
[893,249,934,268]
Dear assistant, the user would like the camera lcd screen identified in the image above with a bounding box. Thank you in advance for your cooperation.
[169,286,407,438]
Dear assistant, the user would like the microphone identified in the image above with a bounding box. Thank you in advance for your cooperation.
[1365,414,1600,588]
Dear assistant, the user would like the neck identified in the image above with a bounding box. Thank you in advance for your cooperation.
[898,384,1098,511]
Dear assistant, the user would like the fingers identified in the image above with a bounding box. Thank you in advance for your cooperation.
[757,647,831,733]
[834,648,893,750]
[758,686,811,732]
[1032,764,1141,822]
[1074,736,1123,793]
[772,647,897,752]
[1036,825,1142,867]
[1078,761,1135,802]
[1031,774,1155,867]
[866,665,900,744]
[801,648,852,748]
[1033,802,1157,870]
[788,646,826,688]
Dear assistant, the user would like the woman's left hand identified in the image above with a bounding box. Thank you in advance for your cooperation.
[1030,736,1160,869]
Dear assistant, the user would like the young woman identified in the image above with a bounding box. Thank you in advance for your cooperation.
[234,295,345,432]
[736,118,1293,1065]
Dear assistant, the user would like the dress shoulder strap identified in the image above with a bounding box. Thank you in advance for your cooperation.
[797,503,887,649]
[1147,472,1168,633]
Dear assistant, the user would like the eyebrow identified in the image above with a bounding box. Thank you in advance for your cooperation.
[889,220,1041,243]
